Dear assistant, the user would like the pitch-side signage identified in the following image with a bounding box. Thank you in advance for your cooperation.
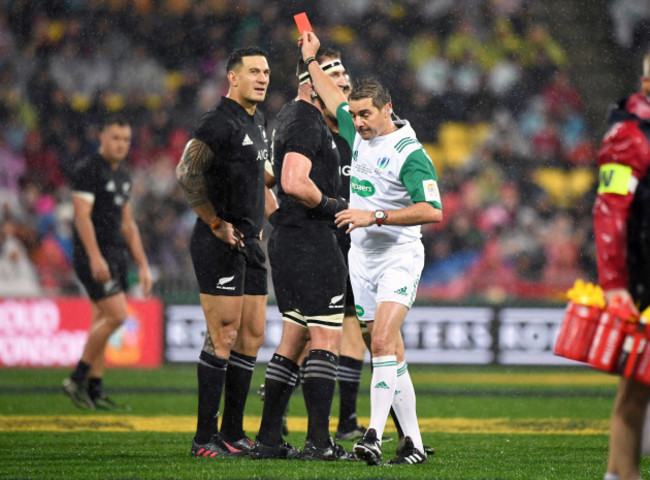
[0,297,163,367]
[165,305,576,365]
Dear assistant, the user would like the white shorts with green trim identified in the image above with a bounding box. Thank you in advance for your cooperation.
[348,240,424,323]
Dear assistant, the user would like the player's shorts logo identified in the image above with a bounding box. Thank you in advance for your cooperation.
[216,275,236,290]
[329,294,344,309]
[355,304,364,317]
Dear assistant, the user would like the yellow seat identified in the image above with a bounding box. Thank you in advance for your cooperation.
[533,168,568,206]
[533,167,597,208]
[438,122,473,168]
[569,168,596,199]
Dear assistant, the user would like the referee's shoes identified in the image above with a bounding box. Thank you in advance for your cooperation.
[387,436,428,465]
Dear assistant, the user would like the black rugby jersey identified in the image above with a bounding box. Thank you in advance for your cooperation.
[270,99,342,226]
[71,152,131,251]
[333,130,352,201]
[333,130,352,251]
[194,96,268,238]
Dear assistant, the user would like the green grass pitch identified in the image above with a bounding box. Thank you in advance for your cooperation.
[1,364,647,479]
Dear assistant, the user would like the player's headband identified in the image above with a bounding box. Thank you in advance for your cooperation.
[298,59,345,85]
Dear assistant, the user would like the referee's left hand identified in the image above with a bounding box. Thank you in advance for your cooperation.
[335,209,374,233]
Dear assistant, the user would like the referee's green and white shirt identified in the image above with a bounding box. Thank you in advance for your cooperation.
[336,103,442,250]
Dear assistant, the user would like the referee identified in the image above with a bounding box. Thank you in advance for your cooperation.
[250,53,353,461]
[175,46,271,458]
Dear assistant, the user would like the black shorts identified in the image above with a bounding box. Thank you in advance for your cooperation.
[268,225,347,317]
[344,275,356,316]
[190,220,267,296]
[73,246,128,301]
[337,236,356,315]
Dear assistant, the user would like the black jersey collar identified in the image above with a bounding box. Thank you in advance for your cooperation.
[221,96,256,118]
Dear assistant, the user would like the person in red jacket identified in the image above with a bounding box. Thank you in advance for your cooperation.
[594,53,650,480]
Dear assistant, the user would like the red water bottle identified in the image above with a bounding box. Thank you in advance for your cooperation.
[628,308,650,384]
[587,295,638,374]
[554,280,605,362]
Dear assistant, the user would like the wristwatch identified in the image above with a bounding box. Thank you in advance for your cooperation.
[374,210,387,226]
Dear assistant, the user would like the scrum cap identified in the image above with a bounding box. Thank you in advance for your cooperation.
[298,59,345,85]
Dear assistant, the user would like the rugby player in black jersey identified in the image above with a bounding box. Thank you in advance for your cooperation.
[175,46,271,458]
[249,53,354,462]
[63,114,152,411]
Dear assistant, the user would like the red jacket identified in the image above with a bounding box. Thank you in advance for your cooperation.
[594,94,650,294]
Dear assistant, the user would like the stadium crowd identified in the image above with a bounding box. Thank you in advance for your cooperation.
[0,0,600,302]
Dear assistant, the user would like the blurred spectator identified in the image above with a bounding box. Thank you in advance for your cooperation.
[0,219,42,297]
[0,133,25,197]
[22,130,65,192]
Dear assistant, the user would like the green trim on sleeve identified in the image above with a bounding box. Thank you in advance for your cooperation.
[398,149,442,210]
[336,103,356,148]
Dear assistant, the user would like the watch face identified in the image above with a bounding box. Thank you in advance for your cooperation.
[375,210,386,220]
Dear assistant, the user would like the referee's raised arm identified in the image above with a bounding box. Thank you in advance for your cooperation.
[299,32,347,116]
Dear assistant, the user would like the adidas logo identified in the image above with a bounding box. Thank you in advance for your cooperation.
[394,286,408,296]
[373,381,390,389]
[242,134,253,146]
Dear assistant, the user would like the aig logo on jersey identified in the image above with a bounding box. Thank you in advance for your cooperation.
[351,176,375,197]
[256,148,268,162]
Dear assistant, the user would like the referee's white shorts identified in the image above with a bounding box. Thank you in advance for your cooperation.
[348,240,424,323]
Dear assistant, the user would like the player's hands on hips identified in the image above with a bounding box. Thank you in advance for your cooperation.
[212,220,245,250]
[90,254,111,283]
[335,209,374,233]
[604,288,639,315]
[299,31,320,61]
[139,264,153,297]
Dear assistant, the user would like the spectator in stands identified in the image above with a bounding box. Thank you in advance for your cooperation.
[0,218,42,297]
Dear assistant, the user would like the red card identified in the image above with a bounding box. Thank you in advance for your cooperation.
[294,12,312,33]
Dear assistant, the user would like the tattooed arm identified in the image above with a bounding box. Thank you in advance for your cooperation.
[176,138,244,248]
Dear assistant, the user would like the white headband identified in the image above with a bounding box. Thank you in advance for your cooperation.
[298,59,345,85]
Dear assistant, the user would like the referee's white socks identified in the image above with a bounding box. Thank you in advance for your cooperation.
[604,473,642,480]
[368,355,397,442]
[392,361,425,454]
